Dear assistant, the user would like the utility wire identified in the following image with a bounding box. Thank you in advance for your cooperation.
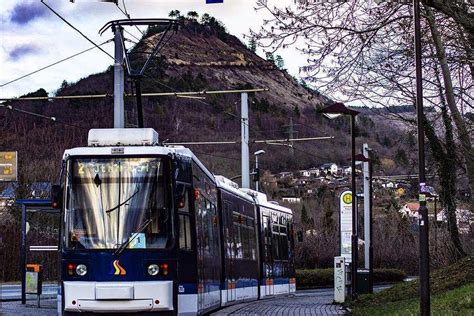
[1,104,87,130]
[123,28,141,42]
[0,40,112,88]
[116,0,145,37]
[167,136,333,146]
[192,150,268,168]
[41,0,115,61]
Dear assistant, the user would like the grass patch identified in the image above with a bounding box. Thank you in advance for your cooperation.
[350,256,474,315]
[296,268,406,289]
[351,282,474,315]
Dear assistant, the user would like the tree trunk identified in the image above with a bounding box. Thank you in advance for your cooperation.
[422,0,474,37]
[425,6,474,212]
[423,110,466,258]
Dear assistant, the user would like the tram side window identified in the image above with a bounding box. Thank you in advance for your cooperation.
[272,224,280,260]
[233,212,242,258]
[242,218,251,259]
[271,213,289,261]
[179,191,192,250]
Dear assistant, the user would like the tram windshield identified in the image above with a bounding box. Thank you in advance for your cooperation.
[65,157,172,249]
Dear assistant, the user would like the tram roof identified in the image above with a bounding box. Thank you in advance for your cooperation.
[215,176,255,202]
[240,188,293,215]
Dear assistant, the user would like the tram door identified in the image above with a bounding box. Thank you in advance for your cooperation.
[224,203,236,302]
[196,203,205,312]
[262,214,274,296]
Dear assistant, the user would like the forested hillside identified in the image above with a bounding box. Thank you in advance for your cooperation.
[0,15,415,187]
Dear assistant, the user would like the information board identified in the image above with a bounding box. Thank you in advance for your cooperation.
[0,151,17,182]
[340,190,352,262]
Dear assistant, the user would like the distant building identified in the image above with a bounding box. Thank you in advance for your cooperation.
[341,166,352,176]
[399,203,420,220]
[437,208,473,234]
[298,170,311,178]
[277,172,294,179]
[309,168,320,177]
[281,196,301,203]
[320,163,338,175]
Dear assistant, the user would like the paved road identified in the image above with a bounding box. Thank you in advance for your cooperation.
[0,284,57,301]
[212,288,345,315]
[0,286,393,315]
[212,285,393,315]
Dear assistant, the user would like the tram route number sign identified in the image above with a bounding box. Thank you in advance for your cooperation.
[0,151,17,182]
[340,190,352,263]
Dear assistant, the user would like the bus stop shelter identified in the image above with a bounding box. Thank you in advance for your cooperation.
[16,199,59,304]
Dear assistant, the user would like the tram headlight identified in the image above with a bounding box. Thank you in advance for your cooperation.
[148,264,160,276]
[76,264,87,276]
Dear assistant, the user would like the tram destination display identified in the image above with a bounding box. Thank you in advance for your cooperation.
[0,151,17,182]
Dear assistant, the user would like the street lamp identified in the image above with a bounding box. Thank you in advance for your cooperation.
[355,153,373,294]
[321,102,360,299]
[254,150,265,191]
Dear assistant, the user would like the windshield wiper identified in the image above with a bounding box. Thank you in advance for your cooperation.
[113,218,153,257]
[105,187,140,214]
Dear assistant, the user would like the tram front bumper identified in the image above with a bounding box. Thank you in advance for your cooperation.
[63,281,173,313]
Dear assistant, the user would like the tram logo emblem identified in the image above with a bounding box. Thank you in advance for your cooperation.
[111,260,126,276]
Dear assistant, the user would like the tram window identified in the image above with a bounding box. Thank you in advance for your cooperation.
[279,234,289,260]
[179,214,192,250]
[233,212,243,259]
[272,231,280,260]
[249,226,256,260]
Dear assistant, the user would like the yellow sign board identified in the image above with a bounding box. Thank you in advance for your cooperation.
[342,192,352,204]
[0,151,17,182]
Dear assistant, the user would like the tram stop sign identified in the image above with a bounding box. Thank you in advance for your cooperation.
[340,190,352,263]
[0,151,17,182]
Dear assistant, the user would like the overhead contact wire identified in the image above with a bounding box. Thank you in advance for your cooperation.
[0,40,112,88]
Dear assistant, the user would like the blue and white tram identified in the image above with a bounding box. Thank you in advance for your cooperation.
[52,128,295,315]
[242,189,297,297]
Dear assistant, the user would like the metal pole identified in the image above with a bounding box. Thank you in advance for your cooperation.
[255,155,259,191]
[289,118,294,155]
[350,114,358,299]
[368,158,374,293]
[434,197,437,255]
[135,79,144,128]
[363,144,370,270]
[113,26,125,128]
[414,0,430,314]
[20,204,27,304]
[241,92,250,188]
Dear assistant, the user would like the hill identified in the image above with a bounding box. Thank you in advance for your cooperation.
[0,16,415,186]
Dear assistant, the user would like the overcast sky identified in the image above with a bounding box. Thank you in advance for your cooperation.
[0,0,306,99]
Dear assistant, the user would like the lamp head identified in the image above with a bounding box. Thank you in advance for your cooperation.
[254,150,265,156]
[320,102,360,117]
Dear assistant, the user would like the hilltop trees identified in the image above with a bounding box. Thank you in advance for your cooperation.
[187,11,199,20]
[251,1,472,258]
[248,37,257,53]
[168,10,181,18]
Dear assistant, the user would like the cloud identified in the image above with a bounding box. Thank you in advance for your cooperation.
[10,2,48,25]
[8,44,40,61]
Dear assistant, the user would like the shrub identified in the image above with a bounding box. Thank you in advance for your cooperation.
[296,268,407,289]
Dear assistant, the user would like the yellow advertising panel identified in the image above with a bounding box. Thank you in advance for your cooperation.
[0,151,18,182]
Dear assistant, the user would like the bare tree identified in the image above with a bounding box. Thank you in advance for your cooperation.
[251,0,472,256]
